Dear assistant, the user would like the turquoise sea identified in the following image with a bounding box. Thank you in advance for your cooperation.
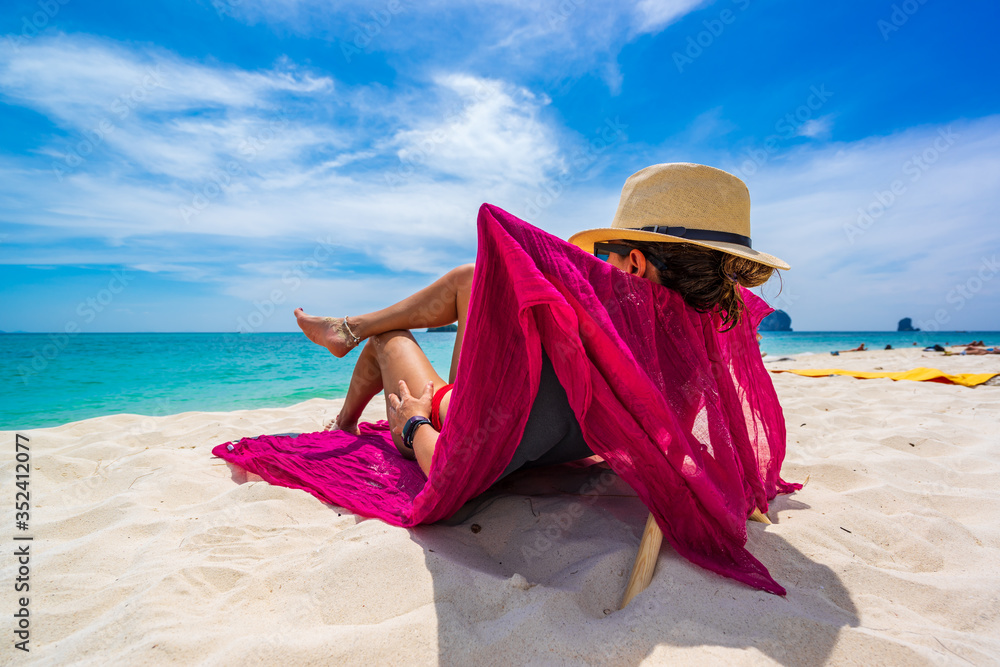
[2,330,998,430]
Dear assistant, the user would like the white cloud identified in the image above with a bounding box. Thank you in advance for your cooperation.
[730,117,1000,331]
[796,115,835,140]
[0,35,575,281]
[389,74,563,188]
[5,35,996,334]
[0,36,329,119]
[213,0,706,93]
[129,263,217,282]
[632,0,710,35]
[0,35,335,182]
[684,106,738,143]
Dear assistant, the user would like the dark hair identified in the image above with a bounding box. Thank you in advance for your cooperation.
[623,241,776,331]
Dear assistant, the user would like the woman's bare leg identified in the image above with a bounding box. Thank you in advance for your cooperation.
[295,263,475,358]
[301,263,473,429]
[335,330,448,446]
[449,269,473,383]
[329,338,381,434]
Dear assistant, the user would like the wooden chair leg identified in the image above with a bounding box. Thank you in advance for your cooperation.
[620,507,772,609]
[620,513,663,609]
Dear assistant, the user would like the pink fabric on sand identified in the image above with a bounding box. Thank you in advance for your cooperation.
[212,204,799,595]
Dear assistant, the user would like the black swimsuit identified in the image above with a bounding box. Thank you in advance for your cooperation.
[495,351,594,482]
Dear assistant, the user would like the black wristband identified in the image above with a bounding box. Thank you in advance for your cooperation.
[402,416,432,450]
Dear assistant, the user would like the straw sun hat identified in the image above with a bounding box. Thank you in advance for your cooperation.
[568,163,790,271]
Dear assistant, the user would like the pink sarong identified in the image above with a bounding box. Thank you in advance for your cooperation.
[212,204,799,594]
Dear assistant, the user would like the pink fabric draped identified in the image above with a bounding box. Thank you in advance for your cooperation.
[212,204,799,594]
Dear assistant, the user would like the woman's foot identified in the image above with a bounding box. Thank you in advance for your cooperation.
[324,412,360,435]
[294,308,360,358]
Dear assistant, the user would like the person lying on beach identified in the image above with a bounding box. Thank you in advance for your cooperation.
[961,345,998,355]
[294,163,789,477]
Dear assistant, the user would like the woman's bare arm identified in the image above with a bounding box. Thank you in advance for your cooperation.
[387,379,439,476]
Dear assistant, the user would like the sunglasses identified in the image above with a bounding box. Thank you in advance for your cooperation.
[593,242,635,262]
[593,242,669,272]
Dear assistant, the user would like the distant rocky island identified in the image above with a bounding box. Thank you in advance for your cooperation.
[759,309,792,332]
[897,318,920,332]
[426,324,458,333]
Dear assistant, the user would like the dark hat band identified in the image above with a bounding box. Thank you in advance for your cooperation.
[638,225,752,249]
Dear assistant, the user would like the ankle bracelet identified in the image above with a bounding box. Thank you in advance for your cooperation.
[342,317,362,348]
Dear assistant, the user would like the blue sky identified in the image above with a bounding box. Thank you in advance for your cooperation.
[1,0,998,333]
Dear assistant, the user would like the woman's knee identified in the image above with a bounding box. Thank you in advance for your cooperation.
[452,263,475,289]
[370,329,414,356]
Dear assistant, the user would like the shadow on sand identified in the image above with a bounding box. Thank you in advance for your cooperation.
[409,464,860,666]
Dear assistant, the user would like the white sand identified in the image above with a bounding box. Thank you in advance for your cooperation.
[3,347,1000,665]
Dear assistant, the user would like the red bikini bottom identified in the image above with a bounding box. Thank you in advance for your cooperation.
[430,383,454,431]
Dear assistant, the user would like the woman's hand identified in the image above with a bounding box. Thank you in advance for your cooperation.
[387,379,435,449]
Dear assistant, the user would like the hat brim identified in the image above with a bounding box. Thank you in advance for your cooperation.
[567,227,791,271]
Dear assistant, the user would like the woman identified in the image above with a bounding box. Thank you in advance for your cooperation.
[295,163,789,479]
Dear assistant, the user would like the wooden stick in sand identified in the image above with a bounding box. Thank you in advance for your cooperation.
[620,507,772,609]
[619,513,663,609]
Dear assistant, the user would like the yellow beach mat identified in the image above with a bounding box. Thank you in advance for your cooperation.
[772,367,999,387]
